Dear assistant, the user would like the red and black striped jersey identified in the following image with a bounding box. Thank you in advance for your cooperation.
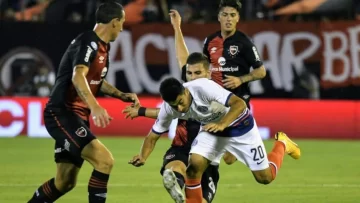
[203,30,263,102]
[47,31,110,121]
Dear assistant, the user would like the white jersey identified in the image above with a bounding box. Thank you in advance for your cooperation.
[152,78,253,137]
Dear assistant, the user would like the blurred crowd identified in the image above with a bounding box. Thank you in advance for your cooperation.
[0,0,359,24]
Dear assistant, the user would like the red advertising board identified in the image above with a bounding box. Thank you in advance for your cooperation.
[0,97,358,139]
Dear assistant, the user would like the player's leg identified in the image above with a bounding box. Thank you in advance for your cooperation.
[160,147,188,203]
[81,139,114,203]
[28,110,83,202]
[252,131,301,183]
[222,151,237,165]
[186,132,226,203]
[200,164,220,203]
[28,162,80,203]
[227,122,300,184]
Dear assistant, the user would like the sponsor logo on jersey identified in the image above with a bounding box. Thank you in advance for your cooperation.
[84,46,93,62]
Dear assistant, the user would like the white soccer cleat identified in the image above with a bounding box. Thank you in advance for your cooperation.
[162,169,185,203]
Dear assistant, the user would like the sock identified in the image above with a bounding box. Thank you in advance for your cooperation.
[267,141,286,180]
[28,178,63,203]
[173,171,185,189]
[88,170,110,203]
[185,178,202,203]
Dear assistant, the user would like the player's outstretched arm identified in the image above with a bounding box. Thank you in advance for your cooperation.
[128,131,161,167]
[100,80,140,106]
[122,105,160,119]
[170,9,189,69]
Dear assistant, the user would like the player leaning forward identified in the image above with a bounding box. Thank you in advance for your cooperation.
[131,77,301,203]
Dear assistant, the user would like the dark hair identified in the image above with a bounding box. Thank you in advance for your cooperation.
[96,2,124,24]
[218,0,242,14]
[159,77,184,102]
[186,52,210,69]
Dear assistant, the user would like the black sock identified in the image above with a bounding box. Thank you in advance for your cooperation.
[173,171,185,189]
[28,178,63,203]
[88,170,110,203]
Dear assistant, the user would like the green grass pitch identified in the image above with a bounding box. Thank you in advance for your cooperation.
[1,137,359,203]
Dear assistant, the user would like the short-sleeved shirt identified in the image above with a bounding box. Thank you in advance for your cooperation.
[203,30,263,101]
[152,78,254,137]
[46,31,110,121]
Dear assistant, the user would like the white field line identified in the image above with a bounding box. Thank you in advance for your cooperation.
[0,183,359,188]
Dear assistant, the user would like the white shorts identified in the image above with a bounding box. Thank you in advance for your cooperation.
[190,123,269,171]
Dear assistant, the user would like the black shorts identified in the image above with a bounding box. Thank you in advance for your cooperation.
[160,146,220,203]
[43,107,96,168]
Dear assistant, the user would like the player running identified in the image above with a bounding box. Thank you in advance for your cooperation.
[125,10,233,203]
[27,2,139,203]
[130,77,301,203]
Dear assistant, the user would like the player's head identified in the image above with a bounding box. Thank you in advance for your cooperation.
[96,1,125,42]
[186,52,211,81]
[160,77,191,113]
[218,0,241,32]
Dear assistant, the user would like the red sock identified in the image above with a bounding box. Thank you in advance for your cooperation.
[267,141,286,180]
[185,178,202,203]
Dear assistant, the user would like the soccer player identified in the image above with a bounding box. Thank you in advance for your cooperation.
[27,2,139,203]
[130,77,300,203]
[203,0,266,108]
[125,10,230,203]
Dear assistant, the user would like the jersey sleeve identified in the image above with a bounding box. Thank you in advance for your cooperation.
[198,79,233,107]
[151,102,176,135]
[202,37,210,63]
[243,37,263,69]
[72,35,97,68]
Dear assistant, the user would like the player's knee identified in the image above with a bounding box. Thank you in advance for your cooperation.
[55,177,77,192]
[186,164,199,179]
[254,175,273,185]
[223,153,237,165]
[96,155,114,172]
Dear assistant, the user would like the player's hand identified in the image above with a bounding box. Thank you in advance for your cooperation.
[91,105,113,128]
[120,93,140,106]
[128,155,145,167]
[222,75,242,89]
[169,9,181,28]
[203,123,226,133]
[122,105,140,120]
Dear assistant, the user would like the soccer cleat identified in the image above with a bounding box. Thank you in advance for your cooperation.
[162,169,185,203]
[275,132,301,159]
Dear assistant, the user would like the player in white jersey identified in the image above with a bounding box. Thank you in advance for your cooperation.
[129,77,301,203]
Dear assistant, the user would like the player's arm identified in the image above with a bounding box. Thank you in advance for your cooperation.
[129,103,173,167]
[239,39,266,83]
[170,9,189,68]
[72,65,99,110]
[122,105,160,119]
[201,80,246,132]
[100,80,140,105]
[217,94,246,128]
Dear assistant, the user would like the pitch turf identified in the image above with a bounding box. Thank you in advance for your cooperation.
[1,137,359,203]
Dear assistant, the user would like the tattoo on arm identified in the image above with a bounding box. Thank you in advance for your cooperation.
[100,80,123,99]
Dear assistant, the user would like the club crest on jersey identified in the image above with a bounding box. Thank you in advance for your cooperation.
[75,127,87,137]
[101,67,108,78]
[229,45,239,56]
[197,106,208,113]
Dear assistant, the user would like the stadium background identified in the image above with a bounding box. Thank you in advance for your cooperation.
[0,0,360,202]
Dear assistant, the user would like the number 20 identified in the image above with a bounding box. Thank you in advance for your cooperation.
[250,145,265,161]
